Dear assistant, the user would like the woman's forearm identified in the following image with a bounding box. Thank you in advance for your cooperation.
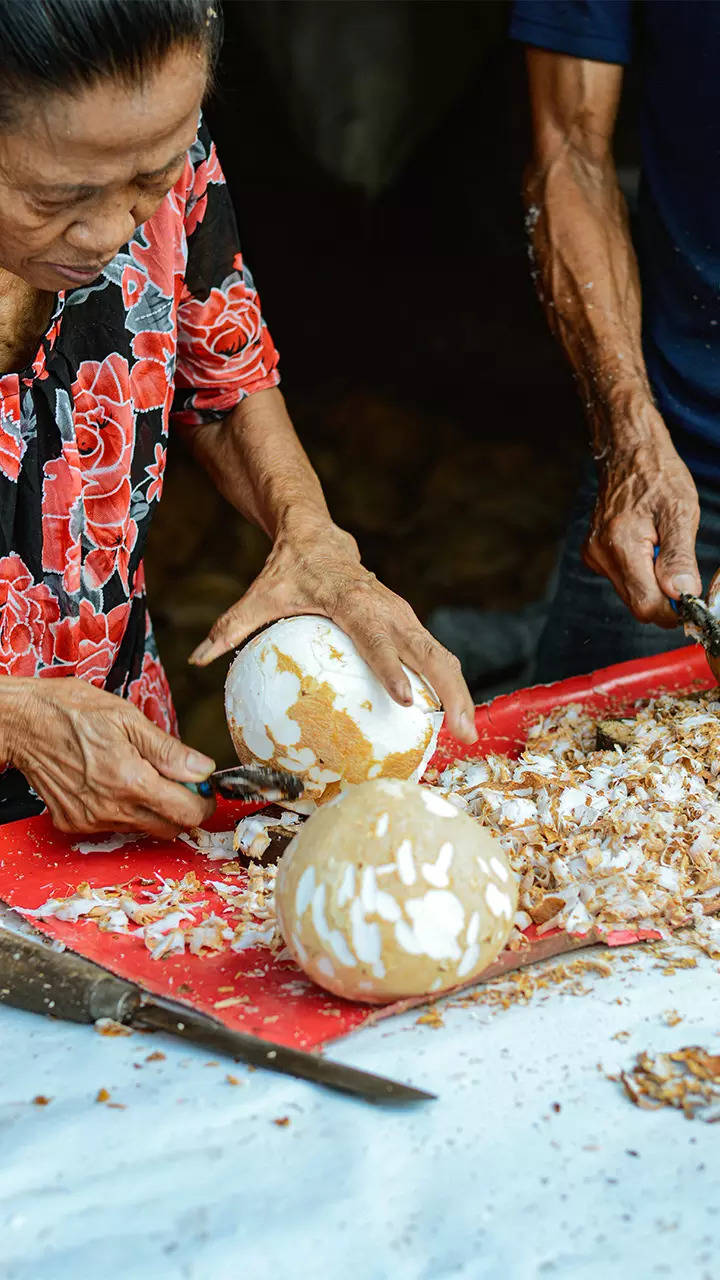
[181,386,477,738]
[177,387,335,540]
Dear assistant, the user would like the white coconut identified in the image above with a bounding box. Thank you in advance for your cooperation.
[225,616,443,802]
[274,778,517,1003]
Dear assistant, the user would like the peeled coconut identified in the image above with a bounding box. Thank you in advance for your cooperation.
[274,778,517,1003]
[225,616,443,802]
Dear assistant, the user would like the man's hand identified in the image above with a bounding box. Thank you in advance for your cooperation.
[189,517,478,744]
[1,678,215,836]
[583,425,701,626]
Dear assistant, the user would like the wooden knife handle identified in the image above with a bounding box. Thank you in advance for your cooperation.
[0,927,138,1024]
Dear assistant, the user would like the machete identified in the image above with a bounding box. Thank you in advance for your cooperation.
[0,905,434,1103]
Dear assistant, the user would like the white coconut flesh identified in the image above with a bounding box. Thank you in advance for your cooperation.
[274,778,518,1003]
[224,615,444,801]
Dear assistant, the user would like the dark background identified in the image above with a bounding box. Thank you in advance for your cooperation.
[145,0,635,764]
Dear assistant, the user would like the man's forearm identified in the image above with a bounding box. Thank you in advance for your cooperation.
[181,385,477,738]
[178,387,335,540]
[522,50,701,619]
[525,155,665,454]
[524,52,666,460]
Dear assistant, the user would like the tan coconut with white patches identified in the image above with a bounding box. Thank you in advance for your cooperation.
[274,778,517,1003]
[225,616,443,802]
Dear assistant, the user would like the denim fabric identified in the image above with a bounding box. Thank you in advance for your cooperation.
[532,461,720,684]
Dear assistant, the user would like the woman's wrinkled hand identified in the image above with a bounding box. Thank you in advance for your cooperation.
[189,517,477,744]
[2,677,216,836]
[583,433,701,626]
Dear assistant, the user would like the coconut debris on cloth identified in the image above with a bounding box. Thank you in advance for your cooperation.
[24,690,720,961]
[25,865,280,961]
[21,809,297,963]
[616,1046,720,1121]
[432,691,720,940]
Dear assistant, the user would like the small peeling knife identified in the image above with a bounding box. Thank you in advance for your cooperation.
[185,764,304,804]
[0,907,433,1104]
[654,547,720,681]
[672,594,720,676]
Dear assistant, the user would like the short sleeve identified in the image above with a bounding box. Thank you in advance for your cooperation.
[510,1,634,65]
[172,120,280,429]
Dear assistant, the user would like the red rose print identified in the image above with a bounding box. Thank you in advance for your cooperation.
[185,141,224,238]
[133,561,146,598]
[121,264,147,312]
[175,259,279,402]
[145,443,166,503]
[29,314,62,383]
[131,194,185,302]
[41,439,82,594]
[0,380,26,483]
[51,598,131,687]
[127,649,178,735]
[0,554,61,676]
[72,354,138,591]
[130,330,176,417]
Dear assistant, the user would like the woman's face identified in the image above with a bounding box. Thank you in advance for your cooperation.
[0,43,208,292]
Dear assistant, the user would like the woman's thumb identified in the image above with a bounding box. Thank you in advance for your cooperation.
[127,714,214,782]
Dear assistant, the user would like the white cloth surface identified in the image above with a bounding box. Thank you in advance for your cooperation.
[1,940,718,1280]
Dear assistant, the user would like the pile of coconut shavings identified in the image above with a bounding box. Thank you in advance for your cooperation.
[207,859,281,955]
[617,1046,720,1121]
[435,693,720,939]
[27,861,281,961]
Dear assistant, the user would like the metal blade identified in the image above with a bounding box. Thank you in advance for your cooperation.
[135,995,435,1103]
[188,765,304,803]
[677,594,720,658]
[0,915,433,1103]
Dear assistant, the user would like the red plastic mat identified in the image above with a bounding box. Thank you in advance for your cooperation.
[0,644,713,1050]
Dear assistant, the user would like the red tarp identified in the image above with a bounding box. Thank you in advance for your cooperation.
[0,644,712,1049]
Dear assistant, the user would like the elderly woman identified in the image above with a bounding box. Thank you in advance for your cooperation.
[0,0,475,835]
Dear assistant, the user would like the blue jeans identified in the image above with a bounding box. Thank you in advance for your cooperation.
[532,461,720,684]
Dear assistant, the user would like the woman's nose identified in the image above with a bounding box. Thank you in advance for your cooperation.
[64,194,138,264]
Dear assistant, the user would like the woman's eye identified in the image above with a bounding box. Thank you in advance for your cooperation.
[141,163,185,194]
[33,194,86,214]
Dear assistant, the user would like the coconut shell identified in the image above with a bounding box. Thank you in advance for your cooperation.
[225,616,443,801]
[274,778,518,1003]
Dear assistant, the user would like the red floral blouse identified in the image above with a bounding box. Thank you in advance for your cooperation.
[0,118,280,819]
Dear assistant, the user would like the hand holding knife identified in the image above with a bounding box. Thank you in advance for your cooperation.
[655,545,720,680]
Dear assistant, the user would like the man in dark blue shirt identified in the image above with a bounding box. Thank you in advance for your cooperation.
[511,2,720,680]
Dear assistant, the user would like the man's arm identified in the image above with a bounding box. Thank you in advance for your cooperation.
[524,48,701,624]
[179,387,477,744]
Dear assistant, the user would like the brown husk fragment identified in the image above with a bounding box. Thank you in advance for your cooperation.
[617,1046,720,1121]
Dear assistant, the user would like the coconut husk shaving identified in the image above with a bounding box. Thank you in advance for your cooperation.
[616,1046,720,1121]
